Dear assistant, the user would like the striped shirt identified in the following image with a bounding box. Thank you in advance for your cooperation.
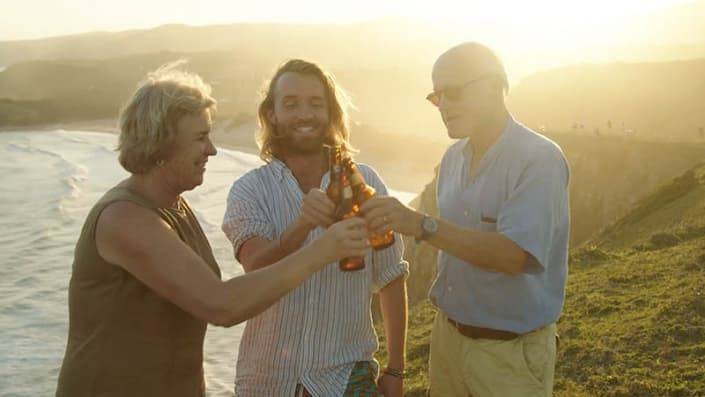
[222,158,408,397]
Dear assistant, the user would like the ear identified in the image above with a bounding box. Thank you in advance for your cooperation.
[266,108,277,126]
[488,78,506,100]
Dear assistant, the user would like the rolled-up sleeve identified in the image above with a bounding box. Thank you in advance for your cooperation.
[222,176,276,257]
[497,150,569,273]
[360,165,410,291]
[371,235,409,292]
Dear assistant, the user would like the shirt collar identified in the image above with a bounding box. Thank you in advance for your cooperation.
[461,116,517,174]
[268,157,289,182]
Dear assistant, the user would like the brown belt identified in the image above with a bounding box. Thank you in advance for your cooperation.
[447,317,521,340]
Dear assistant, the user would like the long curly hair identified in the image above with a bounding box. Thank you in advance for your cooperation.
[256,59,356,162]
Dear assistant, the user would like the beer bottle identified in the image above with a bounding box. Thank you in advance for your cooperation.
[343,157,395,250]
[338,172,365,271]
[326,145,343,207]
[326,145,365,271]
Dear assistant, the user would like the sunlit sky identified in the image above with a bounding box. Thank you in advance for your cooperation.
[0,0,696,42]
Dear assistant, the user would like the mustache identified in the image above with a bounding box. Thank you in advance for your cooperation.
[292,120,321,129]
[272,121,327,139]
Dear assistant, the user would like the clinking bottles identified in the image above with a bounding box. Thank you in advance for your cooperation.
[343,157,395,250]
[327,145,364,271]
[337,172,366,271]
[325,145,395,272]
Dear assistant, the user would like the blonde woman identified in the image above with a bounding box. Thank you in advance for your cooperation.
[55,63,367,397]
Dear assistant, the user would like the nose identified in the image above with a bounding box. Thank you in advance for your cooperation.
[297,104,317,120]
[297,111,314,121]
[206,138,217,156]
[438,93,451,109]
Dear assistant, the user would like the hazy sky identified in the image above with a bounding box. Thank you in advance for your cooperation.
[0,0,694,41]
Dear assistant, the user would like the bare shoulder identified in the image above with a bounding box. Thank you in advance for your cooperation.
[96,200,172,265]
[98,200,164,233]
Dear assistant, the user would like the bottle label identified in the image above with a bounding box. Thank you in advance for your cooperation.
[343,186,353,199]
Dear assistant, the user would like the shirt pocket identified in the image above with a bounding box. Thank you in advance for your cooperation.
[478,218,497,232]
[477,197,500,232]
[477,187,501,232]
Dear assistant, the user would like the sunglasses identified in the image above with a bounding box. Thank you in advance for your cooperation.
[426,74,494,107]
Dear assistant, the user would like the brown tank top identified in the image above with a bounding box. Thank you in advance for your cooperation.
[56,185,221,397]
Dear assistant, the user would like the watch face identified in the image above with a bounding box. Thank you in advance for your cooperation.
[423,216,439,234]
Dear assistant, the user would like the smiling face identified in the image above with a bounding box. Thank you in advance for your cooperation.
[160,108,217,192]
[431,44,507,139]
[267,71,330,156]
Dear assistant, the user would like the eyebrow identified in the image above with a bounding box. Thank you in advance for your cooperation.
[281,94,325,101]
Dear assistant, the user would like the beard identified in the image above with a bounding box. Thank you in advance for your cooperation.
[277,120,327,155]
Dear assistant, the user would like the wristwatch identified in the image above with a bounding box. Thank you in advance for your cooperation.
[416,214,438,243]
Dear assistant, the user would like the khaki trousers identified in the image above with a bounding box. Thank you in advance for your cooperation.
[429,312,557,397]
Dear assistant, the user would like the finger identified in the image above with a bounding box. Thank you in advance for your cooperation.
[361,207,387,223]
[359,197,387,213]
[345,240,369,256]
[302,201,335,219]
[345,237,368,251]
[353,224,370,237]
[310,188,335,204]
[315,194,336,211]
[308,194,336,213]
[308,187,329,198]
[304,195,335,215]
[364,208,390,227]
[302,209,333,227]
[367,217,387,233]
[348,227,368,240]
[302,207,335,226]
[342,231,368,247]
[337,216,366,230]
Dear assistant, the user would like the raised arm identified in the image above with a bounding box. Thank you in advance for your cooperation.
[226,187,336,272]
[96,201,367,327]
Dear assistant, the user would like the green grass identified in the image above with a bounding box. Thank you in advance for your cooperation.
[377,164,705,396]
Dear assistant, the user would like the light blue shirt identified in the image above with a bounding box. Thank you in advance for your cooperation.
[429,117,570,334]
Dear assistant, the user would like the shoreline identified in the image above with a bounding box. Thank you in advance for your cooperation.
[0,118,261,156]
[1,119,427,193]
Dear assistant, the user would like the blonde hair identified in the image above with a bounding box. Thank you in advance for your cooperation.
[256,59,355,162]
[118,60,216,174]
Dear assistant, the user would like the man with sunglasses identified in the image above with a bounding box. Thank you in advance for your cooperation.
[360,42,570,396]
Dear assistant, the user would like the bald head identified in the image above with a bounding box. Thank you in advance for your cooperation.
[432,42,508,94]
[429,42,510,139]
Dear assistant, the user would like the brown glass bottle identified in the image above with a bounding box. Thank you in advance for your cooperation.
[326,145,343,206]
[326,146,365,271]
[338,172,365,271]
[344,158,395,250]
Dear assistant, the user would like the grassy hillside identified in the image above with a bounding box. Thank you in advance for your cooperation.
[379,163,705,396]
[398,133,705,308]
